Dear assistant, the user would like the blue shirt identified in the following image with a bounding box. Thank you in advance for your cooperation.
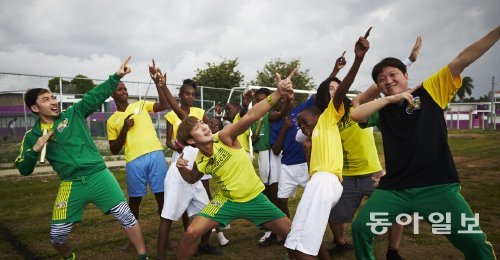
[270,96,315,165]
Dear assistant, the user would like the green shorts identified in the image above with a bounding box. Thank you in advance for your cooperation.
[51,169,126,224]
[198,193,286,226]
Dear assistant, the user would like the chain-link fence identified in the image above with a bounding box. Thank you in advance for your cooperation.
[0,72,246,176]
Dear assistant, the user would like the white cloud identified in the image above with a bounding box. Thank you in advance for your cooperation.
[0,0,498,97]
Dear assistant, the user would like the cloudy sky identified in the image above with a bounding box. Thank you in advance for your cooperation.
[0,0,499,97]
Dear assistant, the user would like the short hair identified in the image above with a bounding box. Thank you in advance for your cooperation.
[177,116,201,146]
[371,57,407,82]
[25,88,50,113]
[208,117,223,131]
[180,79,197,94]
[299,106,322,117]
[255,88,271,97]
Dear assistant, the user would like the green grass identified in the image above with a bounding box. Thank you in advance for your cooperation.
[0,130,499,259]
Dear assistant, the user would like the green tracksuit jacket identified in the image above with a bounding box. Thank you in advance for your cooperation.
[15,74,121,181]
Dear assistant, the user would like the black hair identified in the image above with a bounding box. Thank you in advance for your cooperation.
[180,78,197,94]
[315,77,351,126]
[255,87,271,97]
[208,117,223,130]
[299,106,322,117]
[24,88,50,113]
[371,57,407,82]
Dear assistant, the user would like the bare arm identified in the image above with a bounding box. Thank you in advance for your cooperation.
[329,51,346,78]
[271,116,292,155]
[149,62,188,120]
[109,114,133,155]
[176,154,204,184]
[350,89,416,123]
[219,70,296,145]
[448,25,500,78]
[351,84,380,108]
[333,27,371,110]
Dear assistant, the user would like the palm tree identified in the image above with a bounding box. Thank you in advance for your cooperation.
[455,76,474,102]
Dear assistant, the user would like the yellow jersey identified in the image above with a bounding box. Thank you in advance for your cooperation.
[338,107,382,176]
[107,101,163,162]
[233,113,251,153]
[164,107,205,142]
[309,101,344,180]
[196,133,264,202]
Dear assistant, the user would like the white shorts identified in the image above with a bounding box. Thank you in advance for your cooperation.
[284,172,343,256]
[278,163,309,198]
[258,150,280,185]
[161,147,210,220]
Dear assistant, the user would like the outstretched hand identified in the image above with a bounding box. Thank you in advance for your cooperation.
[334,51,347,70]
[409,36,423,62]
[117,56,132,77]
[354,27,371,58]
[149,59,167,86]
[275,68,296,98]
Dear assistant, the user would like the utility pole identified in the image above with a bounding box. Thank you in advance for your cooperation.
[492,77,496,130]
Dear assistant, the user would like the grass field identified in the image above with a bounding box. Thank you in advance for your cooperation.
[0,130,499,259]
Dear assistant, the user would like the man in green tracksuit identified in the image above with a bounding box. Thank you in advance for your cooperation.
[15,57,149,260]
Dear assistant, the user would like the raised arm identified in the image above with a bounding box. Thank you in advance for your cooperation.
[149,62,188,120]
[152,60,170,112]
[220,70,296,143]
[329,51,347,78]
[73,56,131,118]
[352,36,423,108]
[448,25,500,78]
[332,27,371,110]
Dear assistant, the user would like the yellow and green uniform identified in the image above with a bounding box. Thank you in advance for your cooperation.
[107,100,163,162]
[196,133,283,225]
[15,74,126,223]
[309,101,344,180]
[196,133,263,202]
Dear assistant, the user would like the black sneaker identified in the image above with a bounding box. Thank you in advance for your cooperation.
[328,242,354,256]
[197,243,223,256]
[386,249,404,260]
[259,234,278,248]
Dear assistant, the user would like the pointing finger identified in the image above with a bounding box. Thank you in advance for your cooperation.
[341,50,346,57]
[364,27,373,39]
[123,56,131,67]
[286,68,297,80]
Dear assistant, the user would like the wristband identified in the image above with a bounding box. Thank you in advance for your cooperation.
[403,58,412,67]
[266,95,276,107]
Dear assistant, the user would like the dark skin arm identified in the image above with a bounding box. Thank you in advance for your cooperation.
[271,115,292,155]
[329,51,347,78]
[109,114,134,155]
[332,27,371,110]
[165,122,182,153]
[176,153,204,184]
[238,90,254,118]
[149,62,188,120]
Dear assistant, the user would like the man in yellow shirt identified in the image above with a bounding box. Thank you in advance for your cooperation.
[170,69,296,260]
[287,28,371,259]
[107,80,169,249]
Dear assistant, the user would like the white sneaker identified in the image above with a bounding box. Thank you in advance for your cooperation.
[259,231,272,243]
[217,232,229,246]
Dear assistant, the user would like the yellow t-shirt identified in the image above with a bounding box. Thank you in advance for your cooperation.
[423,65,462,109]
[164,107,205,142]
[196,133,264,202]
[338,107,382,176]
[309,101,344,180]
[233,113,251,153]
[107,101,163,162]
